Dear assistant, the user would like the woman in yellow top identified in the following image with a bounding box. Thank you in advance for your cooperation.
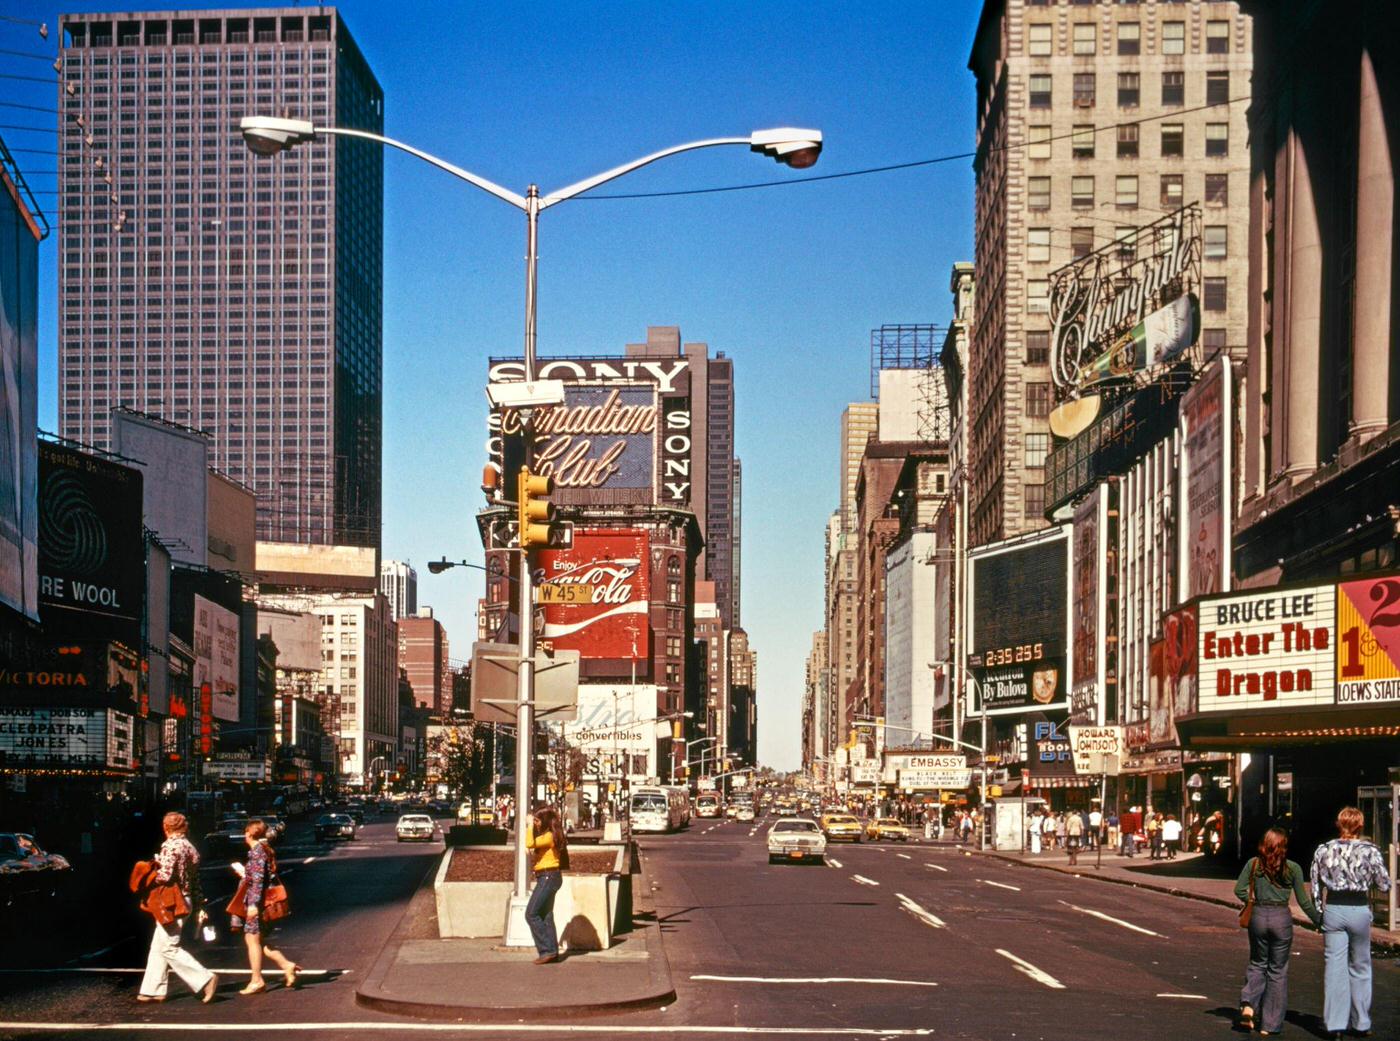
[524,807,569,964]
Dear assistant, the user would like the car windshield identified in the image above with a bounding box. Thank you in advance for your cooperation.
[828,815,858,824]
[773,821,819,833]
[400,816,431,824]
[878,819,900,826]
[631,794,666,813]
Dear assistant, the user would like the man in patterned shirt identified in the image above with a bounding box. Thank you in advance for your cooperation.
[1309,806,1392,1039]
[137,812,219,1004]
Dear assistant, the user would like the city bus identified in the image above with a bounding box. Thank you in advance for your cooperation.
[695,791,722,818]
[629,785,688,833]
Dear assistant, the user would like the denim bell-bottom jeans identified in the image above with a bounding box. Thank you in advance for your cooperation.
[1240,905,1293,1034]
[1322,904,1374,1033]
[525,869,563,957]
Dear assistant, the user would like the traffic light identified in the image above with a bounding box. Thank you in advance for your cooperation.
[517,466,554,549]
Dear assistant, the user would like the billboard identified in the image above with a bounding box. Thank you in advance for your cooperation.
[0,706,134,769]
[1026,716,1076,778]
[0,161,40,622]
[194,594,240,723]
[561,683,657,753]
[1196,585,1335,712]
[1336,576,1400,705]
[486,356,692,508]
[537,529,650,659]
[969,527,1070,716]
[1179,357,1232,599]
[1070,490,1104,723]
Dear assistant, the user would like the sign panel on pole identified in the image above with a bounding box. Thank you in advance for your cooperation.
[1068,725,1126,774]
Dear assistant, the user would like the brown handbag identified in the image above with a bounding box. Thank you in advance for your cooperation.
[1239,860,1258,928]
[225,852,290,923]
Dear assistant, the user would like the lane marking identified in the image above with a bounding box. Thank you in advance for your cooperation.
[851,874,880,887]
[1157,993,1208,1000]
[895,892,946,929]
[302,856,317,864]
[0,968,338,976]
[995,949,1065,990]
[1057,899,1164,937]
[692,975,937,988]
[896,853,912,860]
[924,863,948,873]
[826,857,843,869]
[0,1023,936,1036]
[978,878,1020,891]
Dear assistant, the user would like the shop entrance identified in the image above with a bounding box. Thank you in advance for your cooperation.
[1356,782,1398,932]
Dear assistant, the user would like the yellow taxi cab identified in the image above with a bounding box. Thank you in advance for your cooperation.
[820,813,865,843]
[865,817,911,842]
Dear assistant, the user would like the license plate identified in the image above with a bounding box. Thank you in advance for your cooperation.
[789,850,804,859]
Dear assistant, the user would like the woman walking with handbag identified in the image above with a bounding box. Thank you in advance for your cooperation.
[137,813,219,1004]
[1235,828,1321,1035]
[227,819,298,995]
[524,807,569,964]
[1310,806,1393,1040]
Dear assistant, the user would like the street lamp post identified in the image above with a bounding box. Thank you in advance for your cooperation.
[242,115,820,946]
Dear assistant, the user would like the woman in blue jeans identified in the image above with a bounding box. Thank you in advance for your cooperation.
[1310,806,1393,1040]
[524,807,569,964]
[1236,828,1321,1035]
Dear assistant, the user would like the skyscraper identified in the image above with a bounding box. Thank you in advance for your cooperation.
[379,560,417,621]
[56,9,384,549]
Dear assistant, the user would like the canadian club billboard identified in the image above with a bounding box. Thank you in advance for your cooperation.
[486,356,693,509]
[536,529,651,660]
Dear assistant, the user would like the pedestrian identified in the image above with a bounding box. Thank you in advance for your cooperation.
[1118,806,1140,857]
[1088,805,1102,850]
[1054,811,1067,851]
[1161,813,1183,859]
[959,811,973,846]
[1235,827,1320,1036]
[525,806,569,964]
[136,812,219,1005]
[1066,810,1083,866]
[227,819,298,995]
[1310,806,1393,1040]
[1205,809,1226,856]
[1148,812,1163,860]
[1028,811,1042,854]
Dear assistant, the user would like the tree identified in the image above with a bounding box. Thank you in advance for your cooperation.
[428,724,494,817]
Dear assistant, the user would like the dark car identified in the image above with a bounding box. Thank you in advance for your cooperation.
[0,833,73,906]
[203,816,252,858]
[314,814,357,841]
[337,805,366,826]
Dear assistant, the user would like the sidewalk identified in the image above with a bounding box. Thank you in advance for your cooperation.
[961,841,1400,949]
[356,844,675,1020]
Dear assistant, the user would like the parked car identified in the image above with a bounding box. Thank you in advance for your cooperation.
[0,833,72,906]
[820,813,864,843]
[314,813,357,841]
[396,814,438,842]
[766,819,827,864]
[865,817,911,842]
[203,816,252,858]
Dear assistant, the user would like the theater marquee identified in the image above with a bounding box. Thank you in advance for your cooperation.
[1196,585,1336,712]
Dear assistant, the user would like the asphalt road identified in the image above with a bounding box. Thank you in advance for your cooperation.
[0,810,1394,1040]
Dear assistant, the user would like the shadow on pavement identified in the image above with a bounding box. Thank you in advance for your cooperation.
[1124,855,1242,880]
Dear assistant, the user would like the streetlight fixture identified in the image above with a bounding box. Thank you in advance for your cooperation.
[244,114,821,946]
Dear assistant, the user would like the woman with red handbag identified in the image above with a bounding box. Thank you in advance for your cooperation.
[137,813,219,1005]
[227,819,298,995]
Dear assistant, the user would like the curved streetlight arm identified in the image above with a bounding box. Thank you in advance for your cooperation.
[312,125,528,211]
[539,137,748,209]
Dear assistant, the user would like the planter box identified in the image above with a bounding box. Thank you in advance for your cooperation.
[434,847,512,938]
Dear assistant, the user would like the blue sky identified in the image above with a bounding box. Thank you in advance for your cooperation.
[6,1,977,770]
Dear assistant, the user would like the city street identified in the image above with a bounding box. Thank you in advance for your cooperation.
[1,811,1394,1040]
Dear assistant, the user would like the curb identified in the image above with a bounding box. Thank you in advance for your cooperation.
[355,844,675,1021]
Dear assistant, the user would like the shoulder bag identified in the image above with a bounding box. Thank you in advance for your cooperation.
[1239,859,1258,928]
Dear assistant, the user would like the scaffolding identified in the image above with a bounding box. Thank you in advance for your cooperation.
[870,324,949,445]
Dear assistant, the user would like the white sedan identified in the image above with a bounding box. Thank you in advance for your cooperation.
[767,818,827,864]
[396,814,439,842]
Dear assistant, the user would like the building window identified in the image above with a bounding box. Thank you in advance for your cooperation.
[1028,24,1053,57]
[1205,172,1229,205]
[1071,175,1095,209]
[1204,225,1227,260]
[1162,21,1185,55]
[1116,227,1137,262]
[1028,227,1051,263]
[1161,70,1184,106]
[1116,175,1138,208]
[1117,72,1139,107]
[1205,123,1229,157]
[1026,331,1050,365]
[1028,124,1052,160]
[1027,280,1049,313]
[1117,123,1139,158]
[1028,176,1051,210]
[1029,74,1052,108]
[1206,70,1230,107]
[1161,173,1184,208]
[1024,483,1046,518]
[1074,72,1096,107]
[1203,276,1227,311]
[1071,226,1094,259]
[1117,22,1140,56]
[1159,123,1184,158]
[1025,433,1050,469]
[1206,20,1230,55]
[1026,383,1052,418]
[1072,23,1096,56]
[1072,124,1096,158]
[1203,328,1227,353]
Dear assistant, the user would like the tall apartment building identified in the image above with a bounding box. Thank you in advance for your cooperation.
[379,559,417,621]
[728,628,757,767]
[839,404,878,533]
[56,9,384,548]
[968,0,1252,546]
[824,512,859,743]
[397,610,449,714]
[802,630,828,770]
[693,581,727,754]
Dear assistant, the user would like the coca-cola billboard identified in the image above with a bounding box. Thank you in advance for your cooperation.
[537,530,651,658]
